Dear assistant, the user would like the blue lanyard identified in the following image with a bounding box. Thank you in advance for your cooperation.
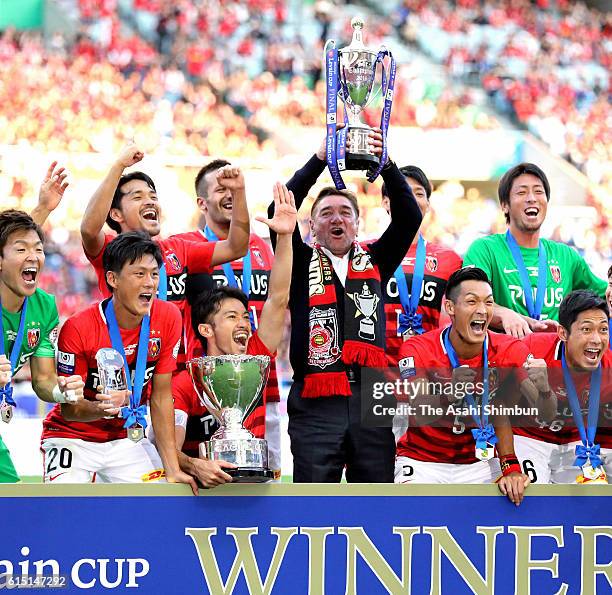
[324,43,346,190]
[204,226,255,330]
[505,231,547,319]
[104,299,150,429]
[443,327,496,450]
[396,234,426,335]
[0,297,28,407]
[157,263,167,300]
[561,345,602,468]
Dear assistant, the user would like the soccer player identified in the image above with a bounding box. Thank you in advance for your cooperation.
[79,143,250,365]
[606,264,612,350]
[380,166,462,365]
[268,133,423,483]
[515,290,611,484]
[395,267,551,505]
[41,232,196,493]
[0,210,84,483]
[464,163,607,338]
[175,183,296,487]
[172,159,282,478]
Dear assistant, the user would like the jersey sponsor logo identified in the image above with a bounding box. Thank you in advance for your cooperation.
[308,307,340,369]
[398,357,416,378]
[148,338,161,359]
[166,273,187,300]
[166,252,182,272]
[550,265,561,283]
[141,469,165,482]
[88,363,157,393]
[385,277,442,307]
[27,327,40,349]
[425,256,438,273]
[503,267,518,274]
[57,351,76,375]
[508,285,564,310]
[211,272,270,298]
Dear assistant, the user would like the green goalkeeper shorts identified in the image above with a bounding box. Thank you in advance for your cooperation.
[0,435,19,483]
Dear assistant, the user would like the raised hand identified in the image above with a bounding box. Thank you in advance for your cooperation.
[255,182,297,235]
[216,165,245,192]
[115,142,144,169]
[38,162,69,213]
[523,357,551,393]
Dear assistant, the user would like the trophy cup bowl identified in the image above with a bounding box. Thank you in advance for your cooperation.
[187,354,274,483]
[337,16,381,170]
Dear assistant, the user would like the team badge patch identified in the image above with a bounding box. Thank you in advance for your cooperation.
[57,351,75,375]
[148,338,161,358]
[166,252,182,272]
[398,357,416,379]
[426,255,438,272]
[550,265,561,283]
[251,248,265,268]
[308,307,340,369]
[27,328,40,349]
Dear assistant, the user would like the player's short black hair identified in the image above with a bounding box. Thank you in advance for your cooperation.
[194,159,231,198]
[382,165,432,200]
[311,187,359,219]
[191,286,249,350]
[106,171,157,233]
[559,290,609,334]
[102,231,162,292]
[445,266,491,302]
[0,209,44,256]
[608,264,612,279]
[498,163,550,224]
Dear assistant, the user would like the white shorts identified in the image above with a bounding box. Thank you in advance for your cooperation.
[395,456,501,484]
[514,435,612,484]
[41,437,165,484]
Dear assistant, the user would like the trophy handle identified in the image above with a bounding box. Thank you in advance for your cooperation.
[363,50,388,109]
[322,39,336,72]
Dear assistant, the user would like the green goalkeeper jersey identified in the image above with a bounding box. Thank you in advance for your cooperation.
[464,234,607,321]
[0,288,59,483]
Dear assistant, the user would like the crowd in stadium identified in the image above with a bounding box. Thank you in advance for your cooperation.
[0,1,610,497]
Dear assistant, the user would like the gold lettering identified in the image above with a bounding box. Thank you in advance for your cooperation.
[574,526,612,594]
[300,527,334,595]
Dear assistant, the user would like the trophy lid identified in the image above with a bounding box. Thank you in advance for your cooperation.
[348,15,366,50]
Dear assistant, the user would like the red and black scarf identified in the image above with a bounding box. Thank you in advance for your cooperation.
[303,243,387,398]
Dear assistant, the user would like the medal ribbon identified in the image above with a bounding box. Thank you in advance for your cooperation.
[157,263,167,301]
[0,297,28,408]
[396,234,426,336]
[561,344,602,469]
[104,299,150,429]
[443,327,497,451]
[367,49,396,183]
[505,231,547,319]
[204,226,255,331]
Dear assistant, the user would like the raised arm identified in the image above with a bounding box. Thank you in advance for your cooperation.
[80,143,144,257]
[254,183,296,353]
[210,165,250,266]
[30,162,69,226]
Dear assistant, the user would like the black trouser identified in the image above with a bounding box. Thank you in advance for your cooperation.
[287,380,395,483]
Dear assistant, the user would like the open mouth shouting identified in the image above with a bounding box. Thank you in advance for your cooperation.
[469,319,487,336]
[524,207,539,221]
[21,266,38,287]
[138,292,153,308]
[330,226,344,238]
[140,207,159,223]
[233,329,250,349]
[583,347,601,364]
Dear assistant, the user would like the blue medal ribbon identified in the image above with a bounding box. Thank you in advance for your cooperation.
[396,234,426,336]
[204,226,255,331]
[561,345,602,469]
[104,299,150,430]
[324,42,346,190]
[443,327,497,451]
[367,49,397,183]
[0,297,28,408]
[505,231,547,319]
[157,263,167,301]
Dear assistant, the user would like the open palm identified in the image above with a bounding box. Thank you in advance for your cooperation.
[38,161,69,212]
[256,183,296,235]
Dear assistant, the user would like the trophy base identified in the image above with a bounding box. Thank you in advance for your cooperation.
[345,151,380,172]
[226,468,275,483]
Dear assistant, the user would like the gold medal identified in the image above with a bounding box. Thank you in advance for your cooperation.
[128,425,145,443]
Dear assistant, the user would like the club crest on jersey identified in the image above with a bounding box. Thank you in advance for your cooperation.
[308,307,340,369]
[251,248,265,268]
[550,265,561,283]
[166,253,182,272]
[426,255,438,273]
[27,328,40,349]
[148,337,161,358]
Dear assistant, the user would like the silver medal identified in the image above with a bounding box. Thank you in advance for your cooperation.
[0,402,13,424]
[402,327,416,341]
[128,425,145,443]
[475,446,494,461]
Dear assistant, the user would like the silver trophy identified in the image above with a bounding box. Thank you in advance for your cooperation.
[95,348,129,421]
[326,16,383,171]
[187,354,273,483]
[349,282,380,340]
